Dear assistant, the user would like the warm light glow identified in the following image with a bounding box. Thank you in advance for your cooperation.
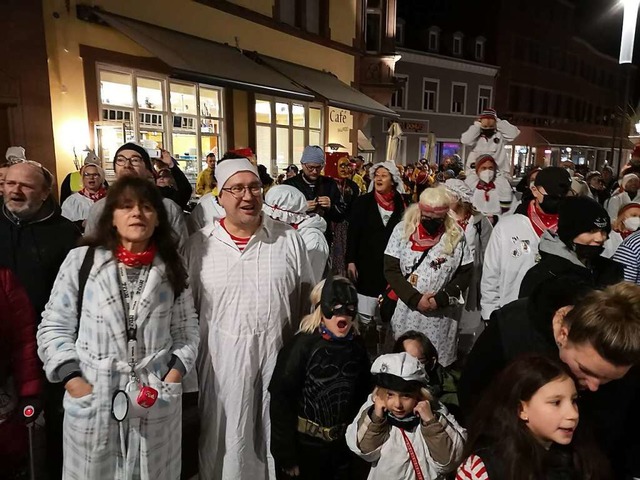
[635,121,640,134]
[58,118,90,158]
[620,0,640,64]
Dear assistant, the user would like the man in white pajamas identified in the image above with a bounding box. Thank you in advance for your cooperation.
[185,155,314,480]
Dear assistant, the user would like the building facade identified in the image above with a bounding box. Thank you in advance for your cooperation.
[367,47,499,165]
[2,0,400,189]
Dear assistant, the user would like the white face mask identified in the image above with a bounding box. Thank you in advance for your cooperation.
[479,170,495,183]
[624,216,640,232]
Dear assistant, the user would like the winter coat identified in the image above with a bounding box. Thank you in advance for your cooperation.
[461,214,493,312]
[296,214,329,282]
[0,199,81,320]
[269,331,371,471]
[346,192,405,297]
[0,268,41,425]
[480,212,539,319]
[460,119,520,176]
[37,246,200,480]
[457,297,640,478]
[84,196,188,247]
[346,396,466,480]
[518,230,624,298]
[184,215,315,480]
[384,222,474,367]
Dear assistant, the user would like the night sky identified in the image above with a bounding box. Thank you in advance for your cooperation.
[575,0,640,63]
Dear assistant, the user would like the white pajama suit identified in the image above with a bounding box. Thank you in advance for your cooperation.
[37,247,200,480]
[184,215,314,480]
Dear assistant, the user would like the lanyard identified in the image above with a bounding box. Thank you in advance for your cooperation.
[400,429,425,480]
[117,263,151,379]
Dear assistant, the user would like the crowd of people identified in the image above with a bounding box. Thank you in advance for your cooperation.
[1,112,640,480]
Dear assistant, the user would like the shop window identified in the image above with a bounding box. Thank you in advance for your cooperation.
[451,83,467,115]
[255,98,323,174]
[478,86,492,114]
[422,79,439,112]
[453,33,463,56]
[96,65,224,185]
[391,75,407,110]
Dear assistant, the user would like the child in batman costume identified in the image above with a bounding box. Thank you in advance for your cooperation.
[269,275,372,479]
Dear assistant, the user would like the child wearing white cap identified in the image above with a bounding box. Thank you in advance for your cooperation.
[346,352,465,479]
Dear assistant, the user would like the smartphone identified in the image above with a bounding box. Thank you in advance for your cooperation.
[146,148,162,159]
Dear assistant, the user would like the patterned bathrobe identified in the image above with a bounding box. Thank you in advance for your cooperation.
[37,246,200,480]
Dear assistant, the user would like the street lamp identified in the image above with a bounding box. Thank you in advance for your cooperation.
[619,0,640,64]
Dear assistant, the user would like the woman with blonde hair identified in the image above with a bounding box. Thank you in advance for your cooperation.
[269,275,371,479]
[384,186,474,367]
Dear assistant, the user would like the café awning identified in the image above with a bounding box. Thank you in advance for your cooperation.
[94,10,315,101]
[255,55,399,118]
[357,130,375,152]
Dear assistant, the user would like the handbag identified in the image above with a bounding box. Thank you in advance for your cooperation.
[379,248,430,324]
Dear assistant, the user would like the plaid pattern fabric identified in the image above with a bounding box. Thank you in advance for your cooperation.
[37,246,200,479]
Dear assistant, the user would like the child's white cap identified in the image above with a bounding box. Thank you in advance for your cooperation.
[371,352,427,393]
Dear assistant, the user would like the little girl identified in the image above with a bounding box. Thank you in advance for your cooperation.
[269,275,371,479]
[346,352,465,479]
[456,354,611,480]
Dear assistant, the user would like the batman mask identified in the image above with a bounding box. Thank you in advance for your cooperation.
[320,275,358,318]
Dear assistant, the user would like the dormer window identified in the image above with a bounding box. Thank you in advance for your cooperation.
[475,37,486,61]
[428,26,440,52]
[453,32,463,56]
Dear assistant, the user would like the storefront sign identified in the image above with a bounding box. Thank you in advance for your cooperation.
[328,107,353,151]
[386,120,429,134]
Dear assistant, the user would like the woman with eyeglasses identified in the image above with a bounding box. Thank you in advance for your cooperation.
[38,175,199,479]
[61,164,107,232]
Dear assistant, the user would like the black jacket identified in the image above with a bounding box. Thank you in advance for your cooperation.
[458,297,640,478]
[346,191,404,297]
[0,199,81,320]
[268,331,371,470]
[284,174,346,222]
[518,232,624,299]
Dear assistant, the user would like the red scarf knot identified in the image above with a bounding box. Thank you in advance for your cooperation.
[115,243,157,267]
[80,187,107,202]
[410,223,444,252]
[475,181,496,202]
[527,201,559,238]
[374,190,395,211]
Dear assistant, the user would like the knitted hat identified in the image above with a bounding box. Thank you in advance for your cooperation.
[534,167,572,197]
[114,143,153,172]
[557,196,611,246]
[371,352,428,393]
[479,108,497,120]
[215,157,259,189]
[475,155,497,172]
[300,145,325,165]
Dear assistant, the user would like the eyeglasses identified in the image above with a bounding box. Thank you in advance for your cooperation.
[221,184,263,198]
[303,164,323,172]
[115,155,145,166]
[83,173,100,178]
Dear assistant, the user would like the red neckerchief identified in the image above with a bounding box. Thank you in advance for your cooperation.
[409,223,444,252]
[475,181,495,202]
[527,200,558,237]
[374,190,395,211]
[457,214,471,231]
[115,243,157,267]
[619,229,634,240]
[79,187,107,202]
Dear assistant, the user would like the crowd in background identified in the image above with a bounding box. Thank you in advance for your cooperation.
[2,107,640,480]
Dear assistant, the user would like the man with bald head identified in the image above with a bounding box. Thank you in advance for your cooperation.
[0,160,80,479]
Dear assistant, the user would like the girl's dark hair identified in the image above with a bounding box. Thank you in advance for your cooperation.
[461,354,610,480]
[82,176,188,296]
[393,330,438,363]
